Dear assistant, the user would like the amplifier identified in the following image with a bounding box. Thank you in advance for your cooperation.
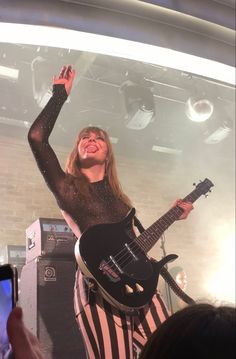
[0,245,26,279]
[0,244,26,265]
[19,257,86,359]
[26,218,77,263]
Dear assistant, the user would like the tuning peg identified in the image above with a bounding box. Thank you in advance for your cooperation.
[205,194,208,198]
[193,182,196,187]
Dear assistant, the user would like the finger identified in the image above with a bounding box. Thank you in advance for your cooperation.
[65,65,74,79]
[59,65,67,79]
[173,199,182,207]
[7,308,37,357]
[181,202,193,209]
[65,66,71,79]
[7,307,27,351]
[69,68,76,81]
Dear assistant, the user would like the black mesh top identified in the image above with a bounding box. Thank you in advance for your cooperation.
[28,84,130,233]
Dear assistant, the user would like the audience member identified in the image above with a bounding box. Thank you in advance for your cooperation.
[139,302,236,359]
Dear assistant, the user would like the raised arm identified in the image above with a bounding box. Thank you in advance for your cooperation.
[28,65,75,194]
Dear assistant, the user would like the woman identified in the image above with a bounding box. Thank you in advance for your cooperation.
[28,65,193,359]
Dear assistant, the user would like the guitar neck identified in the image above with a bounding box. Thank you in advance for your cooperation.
[136,185,205,254]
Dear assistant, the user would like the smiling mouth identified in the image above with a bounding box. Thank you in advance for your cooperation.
[85,145,98,153]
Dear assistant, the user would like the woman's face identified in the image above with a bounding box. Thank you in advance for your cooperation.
[77,131,108,166]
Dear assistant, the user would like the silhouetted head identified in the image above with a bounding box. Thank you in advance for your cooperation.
[140,303,236,359]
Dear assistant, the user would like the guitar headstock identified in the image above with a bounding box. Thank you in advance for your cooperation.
[193,178,214,197]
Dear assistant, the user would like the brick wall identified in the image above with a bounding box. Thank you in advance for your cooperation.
[0,134,235,303]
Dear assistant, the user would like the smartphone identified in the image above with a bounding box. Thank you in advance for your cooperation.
[0,264,18,359]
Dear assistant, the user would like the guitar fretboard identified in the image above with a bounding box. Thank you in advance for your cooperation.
[136,183,210,253]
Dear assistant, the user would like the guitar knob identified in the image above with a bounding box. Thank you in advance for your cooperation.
[135,283,144,292]
[125,284,134,294]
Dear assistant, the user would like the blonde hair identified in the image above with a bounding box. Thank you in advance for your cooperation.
[65,126,132,207]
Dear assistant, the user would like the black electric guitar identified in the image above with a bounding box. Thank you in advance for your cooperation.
[75,178,214,314]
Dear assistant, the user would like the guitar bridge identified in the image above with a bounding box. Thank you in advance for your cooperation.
[99,260,121,282]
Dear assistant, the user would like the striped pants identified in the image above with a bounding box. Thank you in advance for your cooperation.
[74,271,169,359]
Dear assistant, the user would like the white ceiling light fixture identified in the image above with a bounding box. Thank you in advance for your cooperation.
[0,65,19,81]
[109,136,119,144]
[203,118,233,144]
[185,97,214,122]
[0,23,235,86]
[0,116,30,128]
[152,145,182,155]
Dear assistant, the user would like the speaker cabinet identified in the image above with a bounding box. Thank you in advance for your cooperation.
[25,218,76,263]
[19,257,86,359]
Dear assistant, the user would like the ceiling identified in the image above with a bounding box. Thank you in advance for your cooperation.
[0,42,235,163]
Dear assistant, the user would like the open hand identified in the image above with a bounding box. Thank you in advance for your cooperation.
[53,65,75,96]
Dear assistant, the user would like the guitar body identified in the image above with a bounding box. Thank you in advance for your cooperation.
[76,209,172,314]
[76,179,214,313]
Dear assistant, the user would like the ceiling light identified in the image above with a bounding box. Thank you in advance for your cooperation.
[0,116,30,128]
[185,97,214,122]
[109,137,119,144]
[203,118,233,144]
[152,145,182,155]
[0,23,235,85]
[0,65,19,80]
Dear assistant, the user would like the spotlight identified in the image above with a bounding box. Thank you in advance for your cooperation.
[185,97,214,122]
[121,82,155,130]
[203,118,233,144]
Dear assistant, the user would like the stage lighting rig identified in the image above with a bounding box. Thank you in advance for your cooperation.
[121,80,155,130]
[185,96,214,123]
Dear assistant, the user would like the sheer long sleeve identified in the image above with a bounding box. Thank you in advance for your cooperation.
[28,84,68,194]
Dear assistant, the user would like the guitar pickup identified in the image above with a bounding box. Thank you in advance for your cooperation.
[125,243,138,260]
[99,260,120,282]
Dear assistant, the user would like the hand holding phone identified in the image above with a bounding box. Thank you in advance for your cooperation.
[0,264,17,359]
[7,307,45,359]
[1,265,44,359]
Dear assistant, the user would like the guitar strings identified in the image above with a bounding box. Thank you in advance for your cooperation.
[106,206,181,270]
[101,182,211,278]
[104,206,183,272]
[103,182,209,273]
[110,210,177,269]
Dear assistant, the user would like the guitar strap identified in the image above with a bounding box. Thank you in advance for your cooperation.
[133,215,145,234]
[133,215,195,306]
